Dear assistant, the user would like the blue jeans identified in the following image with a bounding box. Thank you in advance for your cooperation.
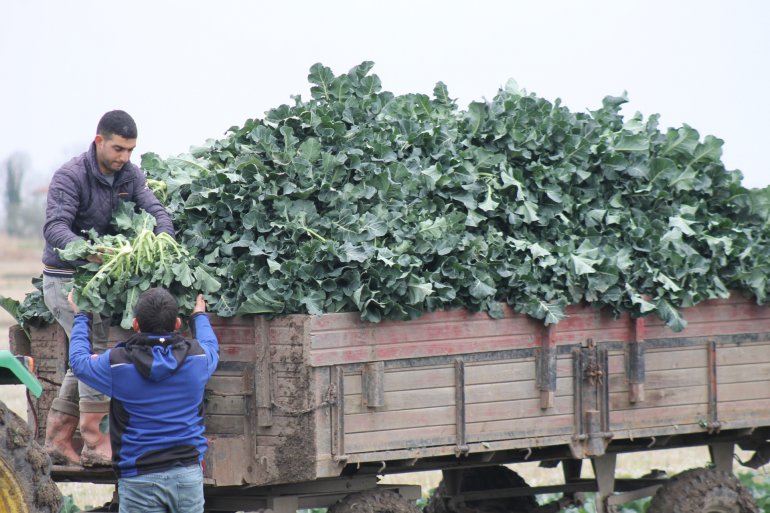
[118,464,204,513]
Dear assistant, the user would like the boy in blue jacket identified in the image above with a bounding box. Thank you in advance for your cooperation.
[68,287,219,513]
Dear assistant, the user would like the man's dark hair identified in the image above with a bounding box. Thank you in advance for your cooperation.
[96,110,137,139]
[134,288,179,333]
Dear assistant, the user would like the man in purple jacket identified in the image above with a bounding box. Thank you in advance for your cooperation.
[42,110,175,466]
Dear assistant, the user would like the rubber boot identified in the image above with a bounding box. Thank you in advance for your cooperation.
[43,401,81,466]
[79,400,112,467]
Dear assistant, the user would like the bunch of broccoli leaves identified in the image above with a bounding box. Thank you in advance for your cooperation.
[58,202,220,329]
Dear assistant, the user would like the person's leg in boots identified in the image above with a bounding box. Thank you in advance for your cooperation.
[43,391,80,465]
[79,397,112,466]
[42,274,81,464]
[78,314,112,467]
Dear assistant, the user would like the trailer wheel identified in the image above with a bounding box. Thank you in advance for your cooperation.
[0,402,62,513]
[424,466,538,513]
[648,467,758,513]
[327,489,422,513]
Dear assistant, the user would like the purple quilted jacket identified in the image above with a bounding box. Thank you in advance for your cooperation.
[42,143,175,270]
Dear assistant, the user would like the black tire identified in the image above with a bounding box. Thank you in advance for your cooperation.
[424,466,538,513]
[648,467,758,513]
[327,489,422,513]
[0,401,62,513]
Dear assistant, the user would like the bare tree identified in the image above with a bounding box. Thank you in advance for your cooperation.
[0,152,45,237]
[4,153,26,235]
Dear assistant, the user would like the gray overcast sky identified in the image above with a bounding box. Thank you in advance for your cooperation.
[1,0,768,189]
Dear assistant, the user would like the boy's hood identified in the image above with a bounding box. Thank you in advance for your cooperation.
[121,332,191,381]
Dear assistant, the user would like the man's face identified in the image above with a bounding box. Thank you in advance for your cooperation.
[94,133,136,175]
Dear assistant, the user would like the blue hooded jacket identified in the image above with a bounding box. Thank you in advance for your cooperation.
[69,312,219,478]
[42,142,174,271]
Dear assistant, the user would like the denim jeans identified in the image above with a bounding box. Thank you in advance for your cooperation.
[118,464,204,513]
[43,274,110,406]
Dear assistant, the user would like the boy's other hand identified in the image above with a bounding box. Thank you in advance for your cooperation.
[67,290,80,314]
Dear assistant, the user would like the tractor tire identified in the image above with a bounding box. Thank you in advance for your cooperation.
[647,467,758,513]
[0,401,62,513]
[327,489,422,513]
[424,466,538,513]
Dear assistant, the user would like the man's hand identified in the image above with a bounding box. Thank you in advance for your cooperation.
[193,294,206,314]
[86,254,103,264]
[67,290,80,314]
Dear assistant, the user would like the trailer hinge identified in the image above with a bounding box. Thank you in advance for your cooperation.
[454,359,470,457]
[706,340,721,433]
[570,339,612,459]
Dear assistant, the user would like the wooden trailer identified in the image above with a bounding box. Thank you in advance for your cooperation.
[6,292,770,512]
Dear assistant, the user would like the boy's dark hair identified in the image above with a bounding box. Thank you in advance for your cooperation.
[134,288,179,333]
[96,110,137,139]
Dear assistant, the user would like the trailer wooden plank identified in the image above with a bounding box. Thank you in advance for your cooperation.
[343,376,574,415]
[342,358,574,397]
[312,368,333,455]
[344,394,574,435]
[717,362,770,384]
[344,425,456,454]
[207,375,250,395]
[716,344,770,365]
[610,404,708,430]
[270,344,305,363]
[344,366,454,394]
[205,415,246,435]
[645,318,770,340]
[205,395,246,415]
[217,345,257,361]
[465,414,575,439]
[310,334,540,367]
[254,416,323,434]
[343,410,576,454]
[344,387,455,413]
[608,347,708,374]
[609,423,706,441]
[345,404,454,434]
[466,358,574,383]
[341,433,579,465]
[266,322,308,347]
[641,297,770,325]
[210,326,257,343]
[608,367,709,391]
[310,314,539,350]
[717,398,770,421]
[205,435,262,486]
[274,376,306,398]
[678,300,770,324]
[609,385,708,411]
[718,382,770,402]
[308,305,532,333]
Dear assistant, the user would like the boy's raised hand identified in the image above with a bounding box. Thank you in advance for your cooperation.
[193,294,207,314]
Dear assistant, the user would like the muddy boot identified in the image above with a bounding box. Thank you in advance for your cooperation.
[79,400,112,467]
[43,400,81,466]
